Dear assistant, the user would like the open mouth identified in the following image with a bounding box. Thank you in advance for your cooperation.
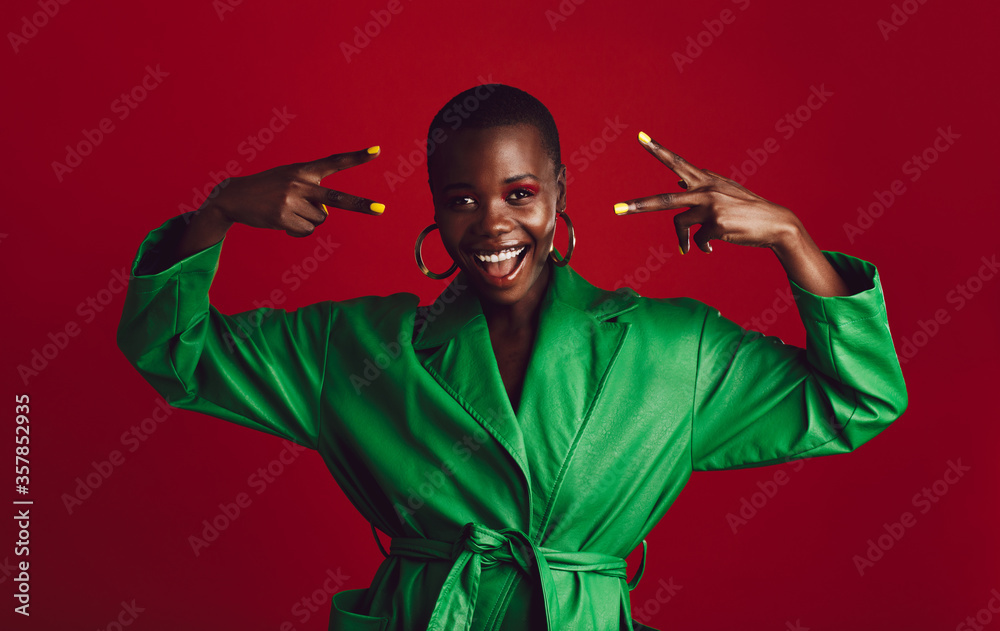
[469,245,530,285]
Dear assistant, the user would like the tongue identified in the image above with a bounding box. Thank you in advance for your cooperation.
[483,255,518,278]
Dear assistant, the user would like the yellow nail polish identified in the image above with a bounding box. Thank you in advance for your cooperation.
[321,203,329,215]
[638,131,651,144]
[367,145,380,154]
[370,202,385,214]
[614,203,629,215]
[678,245,684,255]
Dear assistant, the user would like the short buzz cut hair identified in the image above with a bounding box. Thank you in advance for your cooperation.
[425,83,562,188]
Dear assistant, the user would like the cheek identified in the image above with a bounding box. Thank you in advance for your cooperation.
[433,220,464,258]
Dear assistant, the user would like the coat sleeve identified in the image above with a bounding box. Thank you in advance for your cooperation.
[690,251,908,471]
[115,212,332,450]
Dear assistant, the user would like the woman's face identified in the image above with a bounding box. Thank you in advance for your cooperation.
[430,123,566,307]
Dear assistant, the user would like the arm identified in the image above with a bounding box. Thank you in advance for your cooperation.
[116,147,385,449]
[116,212,333,448]
[613,131,908,469]
[690,249,907,470]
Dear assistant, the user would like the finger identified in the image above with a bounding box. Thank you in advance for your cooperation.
[691,222,724,253]
[672,206,711,254]
[636,131,707,185]
[284,212,321,238]
[299,145,381,181]
[298,181,385,216]
[613,191,709,215]
[291,197,328,226]
[704,169,767,201]
[703,170,736,185]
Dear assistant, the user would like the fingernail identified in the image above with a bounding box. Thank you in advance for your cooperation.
[678,245,684,255]
[614,202,629,215]
[370,202,385,214]
[638,131,652,145]
[367,145,380,154]
[321,203,329,215]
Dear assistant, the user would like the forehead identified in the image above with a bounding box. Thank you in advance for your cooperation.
[430,124,552,186]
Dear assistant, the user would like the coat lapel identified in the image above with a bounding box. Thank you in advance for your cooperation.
[411,264,640,525]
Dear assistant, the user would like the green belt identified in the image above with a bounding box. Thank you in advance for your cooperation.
[388,522,647,631]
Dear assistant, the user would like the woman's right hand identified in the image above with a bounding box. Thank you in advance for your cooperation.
[204,146,384,237]
[173,147,383,261]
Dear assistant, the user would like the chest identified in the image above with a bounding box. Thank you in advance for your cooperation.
[490,330,535,413]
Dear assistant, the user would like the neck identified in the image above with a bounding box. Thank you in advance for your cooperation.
[480,263,552,333]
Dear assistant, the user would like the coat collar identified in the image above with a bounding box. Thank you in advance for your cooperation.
[411,262,639,535]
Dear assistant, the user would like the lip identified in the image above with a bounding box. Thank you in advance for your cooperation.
[463,243,532,289]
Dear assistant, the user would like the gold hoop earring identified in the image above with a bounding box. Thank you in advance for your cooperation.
[414,224,458,279]
[548,210,575,267]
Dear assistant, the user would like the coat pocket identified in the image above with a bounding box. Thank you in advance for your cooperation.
[328,588,389,631]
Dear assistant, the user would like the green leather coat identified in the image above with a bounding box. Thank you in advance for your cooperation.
[116,214,908,630]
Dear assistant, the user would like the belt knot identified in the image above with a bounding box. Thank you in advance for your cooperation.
[451,522,531,571]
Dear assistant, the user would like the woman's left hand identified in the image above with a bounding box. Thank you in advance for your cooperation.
[613,131,803,255]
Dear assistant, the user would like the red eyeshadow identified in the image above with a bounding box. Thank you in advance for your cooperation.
[506,183,539,195]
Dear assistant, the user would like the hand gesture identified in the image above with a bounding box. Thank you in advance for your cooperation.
[205,146,384,238]
[613,132,802,254]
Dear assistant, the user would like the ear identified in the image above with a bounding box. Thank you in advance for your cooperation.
[555,163,567,213]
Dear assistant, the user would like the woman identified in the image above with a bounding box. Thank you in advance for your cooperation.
[117,84,908,630]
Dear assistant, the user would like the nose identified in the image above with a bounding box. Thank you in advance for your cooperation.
[476,196,515,237]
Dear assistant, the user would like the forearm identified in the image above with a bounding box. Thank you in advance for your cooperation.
[771,220,851,297]
[176,204,234,262]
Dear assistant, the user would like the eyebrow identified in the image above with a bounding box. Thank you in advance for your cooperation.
[441,173,540,194]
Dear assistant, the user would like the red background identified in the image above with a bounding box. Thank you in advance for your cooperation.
[3,0,998,629]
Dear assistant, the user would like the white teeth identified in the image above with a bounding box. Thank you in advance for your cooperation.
[474,246,526,263]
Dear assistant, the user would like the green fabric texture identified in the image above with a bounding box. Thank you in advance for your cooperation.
[116,213,908,631]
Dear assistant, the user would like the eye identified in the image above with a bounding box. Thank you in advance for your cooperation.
[447,195,477,209]
[506,187,536,203]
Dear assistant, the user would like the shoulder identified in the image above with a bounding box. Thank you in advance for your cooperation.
[609,285,712,329]
[561,265,713,340]
[324,291,422,341]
